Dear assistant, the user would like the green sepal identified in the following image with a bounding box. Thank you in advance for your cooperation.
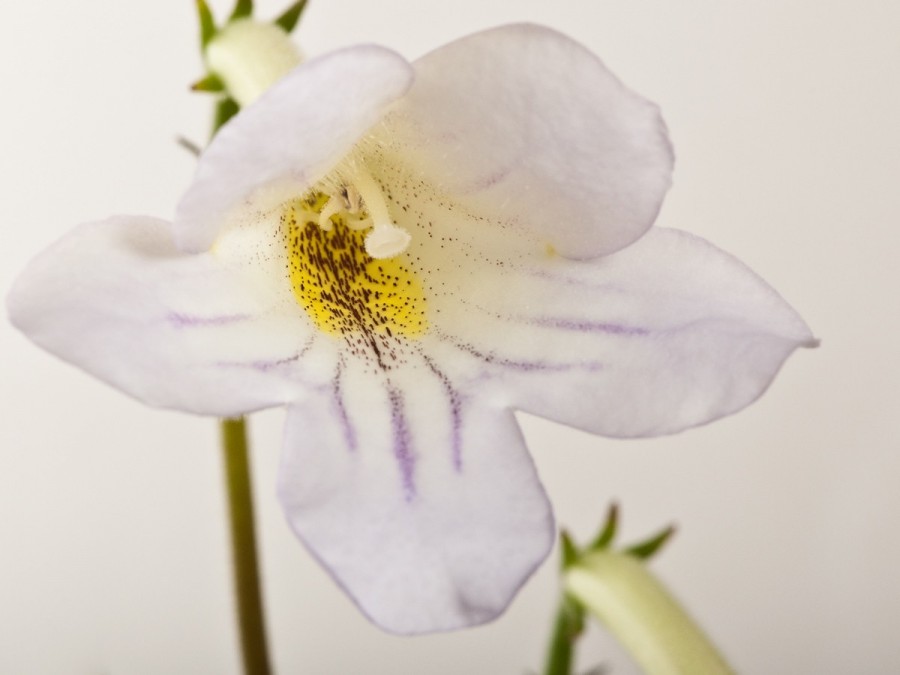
[191,73,225,93]
[589,502,619,551]
[196,0,218,50]
[275,0,309,33]
[560,530,580,570]
[212,97,240,138]
[624,524,676,561]
[230,0,254,21]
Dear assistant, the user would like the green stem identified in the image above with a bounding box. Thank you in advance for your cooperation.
[221,417,272,675]
[543,595,584,675]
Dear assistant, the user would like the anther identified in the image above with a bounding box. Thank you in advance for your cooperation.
[317,197,341,231]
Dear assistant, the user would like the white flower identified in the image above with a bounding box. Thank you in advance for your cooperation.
[7,25,815,634]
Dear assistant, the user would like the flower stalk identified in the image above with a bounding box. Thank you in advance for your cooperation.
[221,417,272,675]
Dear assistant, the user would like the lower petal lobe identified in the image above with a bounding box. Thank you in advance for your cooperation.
[277,352,554,634]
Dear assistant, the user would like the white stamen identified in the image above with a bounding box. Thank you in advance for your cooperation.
[344,162,411,259]
[318,197,341,231]
[345,215,373,231]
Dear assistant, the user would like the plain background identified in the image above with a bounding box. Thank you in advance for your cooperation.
[1,0,898,672]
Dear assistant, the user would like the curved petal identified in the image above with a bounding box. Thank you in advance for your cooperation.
[7,217,334,416]
[277,355,554,634]
[417,225,816,438]
[382,23,673,259]
[175,45,415,252]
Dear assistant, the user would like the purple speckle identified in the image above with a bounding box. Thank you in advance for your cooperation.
[473,164,513,191]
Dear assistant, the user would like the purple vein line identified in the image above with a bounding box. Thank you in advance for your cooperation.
[452,298,649,336]
[434,328,604,373]
[212,335,318,372]
[386,383,416,501]
[419,351,464,472]
[332,357,357,452]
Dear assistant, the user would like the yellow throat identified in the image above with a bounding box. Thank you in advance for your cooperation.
[283,192,427,339]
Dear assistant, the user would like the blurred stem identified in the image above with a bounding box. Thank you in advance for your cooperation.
[221,417,272,675]
[543,595,584,675]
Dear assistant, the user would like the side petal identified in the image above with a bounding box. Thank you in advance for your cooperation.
[175,45,415,252]
[422,227,817,438]
[277,356,554,634]
[384,23,673,259]
[7,217,330,416]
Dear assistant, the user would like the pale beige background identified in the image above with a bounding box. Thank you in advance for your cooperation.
[1,0,898,673]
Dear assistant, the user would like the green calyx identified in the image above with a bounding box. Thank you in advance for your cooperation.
[196,0,218,50]
[274,0,309,33]
[555,505,734,675]
[560,502,676,571]
[195,0,309,51]
[546,505,680,675]
[192,0,308,99]
[229,0,254,22]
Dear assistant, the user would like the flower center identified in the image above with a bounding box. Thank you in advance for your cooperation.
[283,179,427,339]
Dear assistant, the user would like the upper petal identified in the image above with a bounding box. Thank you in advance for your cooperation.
[419,225,816,438]
[7,217,332,416]
[175,45,414,253]
[277,355,554,634]
[383,24,673,259]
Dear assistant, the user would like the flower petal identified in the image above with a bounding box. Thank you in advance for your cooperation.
[383,23,673,259]
[175,45,415,252]
[7,217,331,416]
[277,355,554,634]
[418,226,816,437]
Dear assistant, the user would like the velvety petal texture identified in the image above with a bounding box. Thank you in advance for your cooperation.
[384,24,673,258]
[8,217,315,416]
[175,45,414,252]
[278,357,553,634]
